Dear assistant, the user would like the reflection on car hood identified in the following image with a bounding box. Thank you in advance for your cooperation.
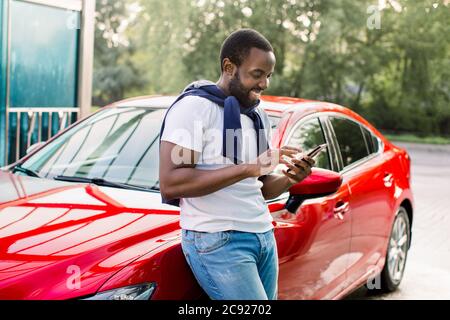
[0,171,180,299]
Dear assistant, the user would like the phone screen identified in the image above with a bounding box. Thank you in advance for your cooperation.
[307,143,327,158]
[285,144,327,173]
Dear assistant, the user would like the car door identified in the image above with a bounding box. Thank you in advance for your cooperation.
[270,114,352,299]
[327,115,396,287]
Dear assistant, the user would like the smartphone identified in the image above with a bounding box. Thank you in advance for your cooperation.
[286,143,327,173]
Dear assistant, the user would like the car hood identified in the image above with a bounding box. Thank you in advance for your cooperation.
[0,171,180,299]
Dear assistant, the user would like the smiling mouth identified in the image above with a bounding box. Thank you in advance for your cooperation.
[250,89,262,99]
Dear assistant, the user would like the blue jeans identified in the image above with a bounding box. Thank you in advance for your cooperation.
[181,229,279,300]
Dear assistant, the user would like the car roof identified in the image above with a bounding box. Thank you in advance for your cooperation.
[109,95,318,115]
[105,94,373,132]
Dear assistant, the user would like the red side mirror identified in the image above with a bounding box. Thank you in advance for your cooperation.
[288,168,343,197]
[285,168,343,213]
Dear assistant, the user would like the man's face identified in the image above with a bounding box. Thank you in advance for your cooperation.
[227,48,276,108]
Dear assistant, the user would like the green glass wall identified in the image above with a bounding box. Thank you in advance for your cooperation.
[1,0,81,165]
[9,0,79,108]
[0,0,7,166]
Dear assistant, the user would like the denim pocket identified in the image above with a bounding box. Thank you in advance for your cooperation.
[194,231,231,254]
[182,229,195,244]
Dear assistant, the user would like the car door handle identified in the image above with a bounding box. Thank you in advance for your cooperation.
[333,201,349,220]
[383,172,394,187]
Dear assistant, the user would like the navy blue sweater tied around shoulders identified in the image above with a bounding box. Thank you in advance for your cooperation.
[158,80,270,207]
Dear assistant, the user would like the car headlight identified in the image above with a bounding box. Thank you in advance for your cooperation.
[82,283,156,300]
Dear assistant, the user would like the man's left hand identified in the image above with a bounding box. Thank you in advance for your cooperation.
[281,152,315,185]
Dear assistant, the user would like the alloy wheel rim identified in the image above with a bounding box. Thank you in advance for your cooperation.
[387,212,408,284]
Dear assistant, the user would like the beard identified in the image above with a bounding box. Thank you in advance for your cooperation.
[228,72,260,108]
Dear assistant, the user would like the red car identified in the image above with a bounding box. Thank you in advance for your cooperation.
[0,95,413,300]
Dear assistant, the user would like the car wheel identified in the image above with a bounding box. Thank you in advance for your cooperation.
[379,206,411,292]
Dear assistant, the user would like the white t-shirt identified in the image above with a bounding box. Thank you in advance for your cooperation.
[160,94,274,233]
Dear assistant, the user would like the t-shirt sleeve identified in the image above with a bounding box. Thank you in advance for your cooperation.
[160,96,210,153]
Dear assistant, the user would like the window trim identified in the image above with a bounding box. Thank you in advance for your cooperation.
[282,113,336,172]
[320,115,344,171]
[324,112,384,174]
[266,112,337,205]
[360,125,374,154]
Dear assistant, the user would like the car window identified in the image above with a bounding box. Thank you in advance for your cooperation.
[268,116,280,129]
[361,126,380,154]
[329,117,369,168]
[21,107,165,190]
[285,118,331,170]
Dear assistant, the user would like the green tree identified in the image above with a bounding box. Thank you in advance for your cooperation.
[128,0,193,95]
[92,0,146,106]
[365,0,450,135]
[182,0,321,94]
[92,0,450,137]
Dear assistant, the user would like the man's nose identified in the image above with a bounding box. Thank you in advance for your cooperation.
[259,77,269,90]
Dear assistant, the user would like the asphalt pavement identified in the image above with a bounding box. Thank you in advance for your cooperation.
[347,142,450,300]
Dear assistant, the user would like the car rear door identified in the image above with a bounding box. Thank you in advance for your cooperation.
[326,115,396,287]
[269,114,352,299]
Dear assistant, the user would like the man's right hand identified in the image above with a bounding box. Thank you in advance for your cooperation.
[160,141,259,200]
[247,146,302,177]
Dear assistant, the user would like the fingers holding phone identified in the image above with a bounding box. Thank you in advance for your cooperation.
[282,155,314,184]
[282,143,326,184]
[251,147,300,177]
[299,155,315,167]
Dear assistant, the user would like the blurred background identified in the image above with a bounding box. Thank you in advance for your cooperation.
[93,0,450,143]
[1,0,449,166]
[0,0,449,300]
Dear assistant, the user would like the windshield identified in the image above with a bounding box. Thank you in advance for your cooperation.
[19,106,281,191]
[21,107,165,190]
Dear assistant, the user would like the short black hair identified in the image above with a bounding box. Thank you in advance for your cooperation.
[219,29,273,72]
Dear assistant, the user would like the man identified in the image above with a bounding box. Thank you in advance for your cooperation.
[159,29,314,300]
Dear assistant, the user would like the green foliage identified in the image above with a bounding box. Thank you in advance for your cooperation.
[93,0,450,137]
[384,133,450,145]
[92,0,147,106]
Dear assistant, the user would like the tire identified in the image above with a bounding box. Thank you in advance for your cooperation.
[377,206,411,293]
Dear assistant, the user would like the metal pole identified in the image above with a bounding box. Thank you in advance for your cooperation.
[48,111,52,139]
[15,111,20,161]
[38,111,42,143]
[77,0,95,120]
[4,0,11,165]
[27,111,36,149]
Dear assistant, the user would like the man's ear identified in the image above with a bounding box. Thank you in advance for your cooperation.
[222,58,236,77]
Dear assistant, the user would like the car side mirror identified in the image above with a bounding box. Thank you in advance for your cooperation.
[285,168,343,213]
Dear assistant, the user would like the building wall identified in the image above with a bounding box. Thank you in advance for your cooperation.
[0,0,94,167]
[0,0,8,166]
